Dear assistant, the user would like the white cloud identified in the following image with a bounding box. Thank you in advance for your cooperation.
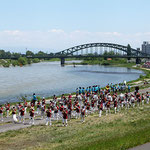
[49,29,65,34]
[0,30,149,53]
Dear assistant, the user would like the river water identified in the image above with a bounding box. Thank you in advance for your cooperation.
[0,61,143,103]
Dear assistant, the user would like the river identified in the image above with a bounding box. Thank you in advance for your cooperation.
[0,61,143,103]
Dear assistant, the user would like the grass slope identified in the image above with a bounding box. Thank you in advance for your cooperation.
[1,104,150,150]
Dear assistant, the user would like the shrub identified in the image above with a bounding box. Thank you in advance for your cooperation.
[33,58,40,63]
[18,57,28,65]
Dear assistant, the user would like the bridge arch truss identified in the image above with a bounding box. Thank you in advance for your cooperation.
[55,43,147,57]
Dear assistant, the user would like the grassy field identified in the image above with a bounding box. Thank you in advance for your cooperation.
[1,103,150,150]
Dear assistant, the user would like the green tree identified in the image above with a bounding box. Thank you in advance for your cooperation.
[26,50,34,56]
[12,52,21,58]
[35,51,47,57]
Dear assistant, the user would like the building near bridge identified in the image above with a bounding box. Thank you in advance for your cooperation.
[142,41,150,54]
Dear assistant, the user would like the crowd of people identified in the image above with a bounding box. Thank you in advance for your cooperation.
[142,61,150,68]
[0,83,149,127]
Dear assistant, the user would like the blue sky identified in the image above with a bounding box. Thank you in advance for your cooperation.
[0,0,150,52]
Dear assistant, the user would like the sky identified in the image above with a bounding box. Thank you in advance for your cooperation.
[0,0,150,53]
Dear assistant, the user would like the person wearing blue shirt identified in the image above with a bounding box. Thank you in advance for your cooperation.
[82,87,85,95]
[86,87,89,93]
[33,93,37,106]
[92,86,95,93]
[128,85,131,93]
[79,87,82,95]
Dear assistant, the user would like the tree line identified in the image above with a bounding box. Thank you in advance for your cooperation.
[0,50,54,58]
[0,50,55,67]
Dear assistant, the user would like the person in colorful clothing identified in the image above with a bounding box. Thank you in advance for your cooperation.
[29,107,34,125]
[146,91,149,104]
[12,106,18,123]
[46,107,52,126]
[20,106,25,124]
[62,108,68,126]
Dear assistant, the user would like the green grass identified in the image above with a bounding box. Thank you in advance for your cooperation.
[1,103,150,150]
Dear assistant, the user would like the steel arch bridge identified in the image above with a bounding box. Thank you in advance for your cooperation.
[55,43,147,56]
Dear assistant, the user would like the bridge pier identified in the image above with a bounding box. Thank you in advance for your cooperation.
[136,58,141,64]
[60,57,65,66]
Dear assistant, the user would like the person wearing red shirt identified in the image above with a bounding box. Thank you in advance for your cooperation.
[29,107,34,125]
[42,97,46,105]
[46,107,52,126]
[20,106,25,124]
[86,102,90,116]
[98,103,103,117]
[12,107,18,123]
[59,103,64,119]
[75,104,80,119]
[62,108,68,126]
[0,105,4,122]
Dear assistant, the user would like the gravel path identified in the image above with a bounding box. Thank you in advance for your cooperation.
[0,118,45,133]
[128,143,150,150]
